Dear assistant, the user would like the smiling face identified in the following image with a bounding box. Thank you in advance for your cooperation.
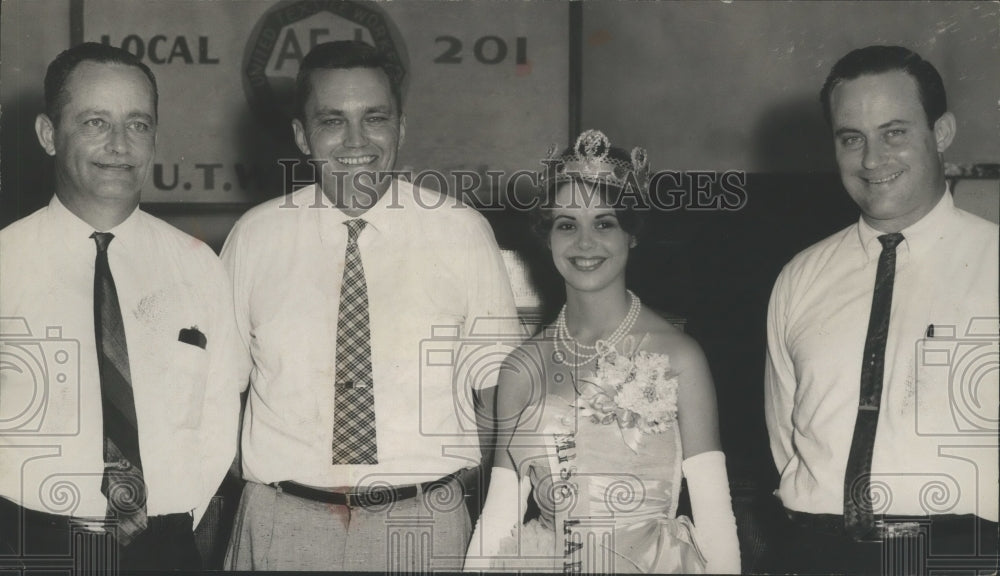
[292,67,405,212]
[36,61,157,212]
[548,181,635,296]
[830,70,955,232]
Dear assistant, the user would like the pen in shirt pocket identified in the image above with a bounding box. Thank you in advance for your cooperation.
[925,324,934,338]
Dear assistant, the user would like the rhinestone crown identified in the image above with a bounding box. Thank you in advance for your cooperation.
[539,129,650,195]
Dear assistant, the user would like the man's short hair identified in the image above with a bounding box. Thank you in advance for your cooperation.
[294,40,404,121]
[820,45,947,127]
[44,42,158,125]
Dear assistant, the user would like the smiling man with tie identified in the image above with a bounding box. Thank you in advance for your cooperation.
[0,42,248,571]
[764,45,999,574]
[220,41,519,571]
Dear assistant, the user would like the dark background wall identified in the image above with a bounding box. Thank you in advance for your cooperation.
[574,0,1000,489]
[580,1,999,172]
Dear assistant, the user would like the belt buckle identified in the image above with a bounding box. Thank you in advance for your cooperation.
[346,492,364,508]
[347,488,393,509]
[875,519,922,539]
[69,517,108,534]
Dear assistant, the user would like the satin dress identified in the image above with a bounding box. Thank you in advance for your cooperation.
[491,337,707,573]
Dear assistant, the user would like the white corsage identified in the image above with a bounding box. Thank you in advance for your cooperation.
[575,346,680,452]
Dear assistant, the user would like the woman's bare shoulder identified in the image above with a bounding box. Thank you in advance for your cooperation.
[497,331,557,404]
[633,307,708,374]
[503,330,555,367]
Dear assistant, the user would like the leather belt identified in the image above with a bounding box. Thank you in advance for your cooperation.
[274,471,462,509]
[0,496,191,536]
[786,509,977,542]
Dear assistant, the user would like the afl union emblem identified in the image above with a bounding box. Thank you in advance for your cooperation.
[242,0,408,136]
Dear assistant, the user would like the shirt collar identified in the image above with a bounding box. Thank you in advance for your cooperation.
[854,186,953,263]
[49,194,143,253]
[350,178,413,233]
[898,187,955,258]
[316,178,412,244]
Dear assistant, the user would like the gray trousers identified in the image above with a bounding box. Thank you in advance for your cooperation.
[225,479,471,571]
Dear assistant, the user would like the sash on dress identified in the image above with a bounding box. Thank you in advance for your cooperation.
[545,402,706,574]
[491,334,709,574]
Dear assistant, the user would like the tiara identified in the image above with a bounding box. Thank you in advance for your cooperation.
[539,129,650,195]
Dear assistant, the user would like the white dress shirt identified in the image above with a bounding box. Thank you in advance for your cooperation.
[0,195,248,524]
[765,191,999,521]
[222,180,521,488]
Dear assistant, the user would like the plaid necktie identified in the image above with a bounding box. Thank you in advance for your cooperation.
[91,232,147,545]
[331,219,378,465]
[844,232,904,539]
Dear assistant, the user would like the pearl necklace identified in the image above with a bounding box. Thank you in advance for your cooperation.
[554,290,641,367]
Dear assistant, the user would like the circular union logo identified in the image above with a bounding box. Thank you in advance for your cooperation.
[242,0,408,136]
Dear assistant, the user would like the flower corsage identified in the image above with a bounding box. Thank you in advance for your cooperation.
[575,348,680,452]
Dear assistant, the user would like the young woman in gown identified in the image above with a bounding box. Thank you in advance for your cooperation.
[465,130,741,573]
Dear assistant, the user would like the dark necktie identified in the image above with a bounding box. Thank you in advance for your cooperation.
[331,219,378,465]
[91,232,147,545]
[844,232,904,539]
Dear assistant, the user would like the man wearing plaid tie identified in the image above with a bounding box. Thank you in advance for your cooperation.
[765,46,999,574]
[0,43,247,571]
[222,41,520,571]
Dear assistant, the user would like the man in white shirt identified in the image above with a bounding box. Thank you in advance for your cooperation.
[765,45,999,574]
[0,43,247,571]
[222,41,520,571]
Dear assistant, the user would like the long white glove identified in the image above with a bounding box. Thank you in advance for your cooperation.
[682,450,741,574]
[464,467,523,570]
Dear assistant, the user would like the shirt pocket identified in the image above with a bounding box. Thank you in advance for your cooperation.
[160,340,210,429]
[914,332,998,436]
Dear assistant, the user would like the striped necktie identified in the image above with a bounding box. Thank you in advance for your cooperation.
[91,232,148,545]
